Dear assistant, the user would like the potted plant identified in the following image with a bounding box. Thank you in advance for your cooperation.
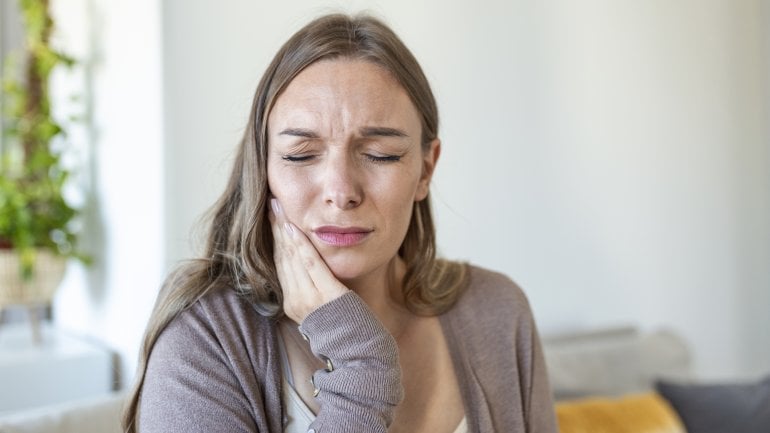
[0,0,86,314]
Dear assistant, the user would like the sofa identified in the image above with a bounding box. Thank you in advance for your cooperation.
[544,326,770,433]
[543,325,692,400]
[0,326,767,433]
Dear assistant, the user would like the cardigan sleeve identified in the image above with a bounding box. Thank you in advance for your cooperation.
[446,265,558,432]
[136,288,401,433]
[503,275,558,432]
[136,283,287,433]
[299,291,404,433]
[138,303,261,432]
[520,307,559,433]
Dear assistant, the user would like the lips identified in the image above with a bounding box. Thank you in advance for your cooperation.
[313,226,373,247]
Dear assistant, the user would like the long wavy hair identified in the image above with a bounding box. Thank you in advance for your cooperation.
[122,13,467,432]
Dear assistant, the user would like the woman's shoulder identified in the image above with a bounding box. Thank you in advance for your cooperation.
[141,284,282,432]
[444,264,540,353]
[162,284,276,348]
[146,283,279,380]
[444,263,535,325]
[463,264,530,305]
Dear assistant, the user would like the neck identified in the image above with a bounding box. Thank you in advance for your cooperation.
[341,257,415,339]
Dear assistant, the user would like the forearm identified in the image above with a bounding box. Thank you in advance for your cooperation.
[300,291,403,432]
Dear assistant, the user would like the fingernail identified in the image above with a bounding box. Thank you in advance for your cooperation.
[271,198,281,215]
[284,222,295,237]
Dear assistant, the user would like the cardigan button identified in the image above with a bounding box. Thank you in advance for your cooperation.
[325,358,334,372]
[310,375,320,397]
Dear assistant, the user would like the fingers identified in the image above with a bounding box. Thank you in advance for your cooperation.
[297,241,348,300]
[270,200,314,316]
[269,198,348,322]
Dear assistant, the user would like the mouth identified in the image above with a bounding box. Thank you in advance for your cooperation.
[312,226,373,247]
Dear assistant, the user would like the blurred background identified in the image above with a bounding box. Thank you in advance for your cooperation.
[2,0,768,396]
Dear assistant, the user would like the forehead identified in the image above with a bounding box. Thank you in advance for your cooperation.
[268,59,421,130]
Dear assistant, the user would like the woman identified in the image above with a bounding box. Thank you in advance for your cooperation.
[123,13,557,433]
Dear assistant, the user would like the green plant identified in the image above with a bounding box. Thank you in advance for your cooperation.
[0,0,86,279]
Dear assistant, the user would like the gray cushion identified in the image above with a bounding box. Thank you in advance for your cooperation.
[655,376,770,433]
[543,326,691,399]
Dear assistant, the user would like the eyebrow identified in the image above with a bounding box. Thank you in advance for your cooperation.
[277,126,409,139]
[360,126,408,138]
[278,128,320,138]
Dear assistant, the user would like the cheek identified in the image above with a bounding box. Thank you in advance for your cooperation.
[396,160,425,202]
[382,177,420,226]
[267,166,311,218]
[266,165,282,199]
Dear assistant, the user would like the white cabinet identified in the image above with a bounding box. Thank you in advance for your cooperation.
[0,323,114,414]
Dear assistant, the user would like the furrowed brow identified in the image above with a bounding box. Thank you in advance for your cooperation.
[360,126,409,138]
[278,128,320,138]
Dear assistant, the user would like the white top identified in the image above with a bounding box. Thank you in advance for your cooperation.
[278,334,467,433]
[282,376,468,433]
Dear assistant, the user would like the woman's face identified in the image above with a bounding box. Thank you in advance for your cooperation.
[267,59,439,286]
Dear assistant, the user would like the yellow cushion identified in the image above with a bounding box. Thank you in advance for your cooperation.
[556,392,686,433]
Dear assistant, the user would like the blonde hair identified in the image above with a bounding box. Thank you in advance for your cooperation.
[122,13,467,432]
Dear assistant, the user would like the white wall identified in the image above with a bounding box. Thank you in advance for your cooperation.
[52,0,769,385]
[513,1,770,379]
[50,0,165,385]
[161,0,770,380]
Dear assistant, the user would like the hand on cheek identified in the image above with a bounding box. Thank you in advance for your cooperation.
[269,199,350,323]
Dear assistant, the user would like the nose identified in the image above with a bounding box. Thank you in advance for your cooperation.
[323,153,363,210]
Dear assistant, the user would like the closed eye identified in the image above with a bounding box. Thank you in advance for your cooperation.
[281,154,315,162]
[365,154,402,163]
[281,153,402,163]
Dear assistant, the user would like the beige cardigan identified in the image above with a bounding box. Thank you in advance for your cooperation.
[138,265,558,432]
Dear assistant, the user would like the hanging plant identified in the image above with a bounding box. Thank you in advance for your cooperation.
[0,0,88,281]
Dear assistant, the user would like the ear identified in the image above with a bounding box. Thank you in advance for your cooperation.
[415,139,441,201]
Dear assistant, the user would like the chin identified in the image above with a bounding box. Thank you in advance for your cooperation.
[326,262,367,284]
[314,243,396,287]
[322,255,382,287]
